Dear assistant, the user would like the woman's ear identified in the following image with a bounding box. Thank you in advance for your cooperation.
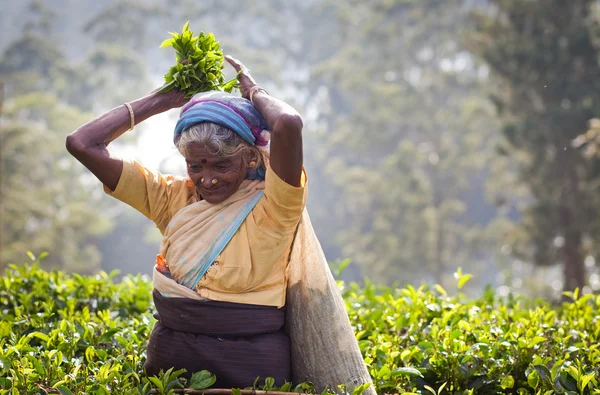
[246,150,260,168]
[244,149,266,181]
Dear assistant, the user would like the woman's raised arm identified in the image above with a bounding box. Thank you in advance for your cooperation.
[65,90,187,191]
[225,56,303,187]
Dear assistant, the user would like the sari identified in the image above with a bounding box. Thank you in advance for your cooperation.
[151,186,375,394]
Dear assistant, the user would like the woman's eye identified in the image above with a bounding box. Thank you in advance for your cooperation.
[188,164,201,172]
[215,163,229,171]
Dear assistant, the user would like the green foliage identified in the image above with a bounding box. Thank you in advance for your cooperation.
[0,262,333,394]
[342,275,600,394]
[0,262,153,394]
[158,22,238,97]
[3,262,600,394]
[189,370,216,390]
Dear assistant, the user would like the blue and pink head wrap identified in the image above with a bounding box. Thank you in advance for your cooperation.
[174,91,271,147]
[174,91,270,180]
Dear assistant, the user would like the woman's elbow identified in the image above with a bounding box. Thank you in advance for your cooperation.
[65,133,86,156]
[274,113,303,136]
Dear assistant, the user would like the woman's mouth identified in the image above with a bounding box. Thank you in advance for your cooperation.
[199,184,226,195]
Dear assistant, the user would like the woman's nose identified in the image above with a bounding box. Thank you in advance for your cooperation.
[201,173,216,188]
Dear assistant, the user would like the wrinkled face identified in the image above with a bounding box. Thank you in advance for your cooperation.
[184,143,248,204]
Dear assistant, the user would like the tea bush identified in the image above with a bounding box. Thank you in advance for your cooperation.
[1,260,600,394]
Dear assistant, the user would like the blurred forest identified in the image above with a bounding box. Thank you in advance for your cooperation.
[2,0,600,299]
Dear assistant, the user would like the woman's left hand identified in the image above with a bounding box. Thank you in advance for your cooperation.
[152,85,190,110]
[225,55,258,100]
[225,54,304,187]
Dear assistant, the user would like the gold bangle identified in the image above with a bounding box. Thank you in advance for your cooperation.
[249,86,268,105]
[124,102,134,131]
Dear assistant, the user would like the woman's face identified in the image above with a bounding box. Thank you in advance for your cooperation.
[184,143,248,204]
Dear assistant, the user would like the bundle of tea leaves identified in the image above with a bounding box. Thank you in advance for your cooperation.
[158,22,237,97]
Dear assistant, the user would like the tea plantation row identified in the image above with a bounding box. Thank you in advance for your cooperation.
[1,262,600,394]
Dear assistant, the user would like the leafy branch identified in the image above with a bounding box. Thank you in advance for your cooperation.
[158,22,238,97]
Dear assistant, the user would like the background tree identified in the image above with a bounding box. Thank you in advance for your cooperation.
[304,0,506,287]
[0,92,112,272]
[5,0,587,299]
[0,1,146,272]
[466,0,600,292]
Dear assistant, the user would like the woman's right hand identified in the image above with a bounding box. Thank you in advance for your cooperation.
[152,86,190,110]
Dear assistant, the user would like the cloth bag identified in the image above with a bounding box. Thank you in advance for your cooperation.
[285,210,375,395]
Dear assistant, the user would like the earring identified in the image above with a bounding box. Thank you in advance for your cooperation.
[248,161,257,168]
[212,178,218,185]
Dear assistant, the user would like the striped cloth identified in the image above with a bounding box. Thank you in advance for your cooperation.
[174,91,271,147]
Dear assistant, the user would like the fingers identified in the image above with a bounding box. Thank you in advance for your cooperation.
[225,55,242,72]
[225,55,257,99]
[225,55,251,75]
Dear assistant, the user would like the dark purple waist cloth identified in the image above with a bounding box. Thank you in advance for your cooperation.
[144,290,291,388]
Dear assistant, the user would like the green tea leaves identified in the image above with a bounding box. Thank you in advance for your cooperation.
[533,364,552,386]
[189,370,217,390]
[579,373,595,392]
[27,331,49,343]
[500,375,514,389]
[351,383,371,395]
[148,376,164,392]
[527,336,547,348]
[56,385,73,395]
[3,264,600,393]
[159,22,238,97]
[159,38,175,48]
[391,367,424,378]
[454,267,473,289]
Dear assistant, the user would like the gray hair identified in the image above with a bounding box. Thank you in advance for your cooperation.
[176,122,262,165]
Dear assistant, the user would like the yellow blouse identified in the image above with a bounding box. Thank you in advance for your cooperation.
[104,159,307,308]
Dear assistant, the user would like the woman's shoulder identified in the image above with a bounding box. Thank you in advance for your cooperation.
[264,163,307,198]
[171,176,200,208]
[254,164,307,230]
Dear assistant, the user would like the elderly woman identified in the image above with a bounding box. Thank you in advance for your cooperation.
[67,56,373,392]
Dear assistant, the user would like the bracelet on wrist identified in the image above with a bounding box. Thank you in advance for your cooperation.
[249,86,269,105]
[124,102,135,131]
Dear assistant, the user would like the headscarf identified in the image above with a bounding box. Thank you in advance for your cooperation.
[174,91,270,180]
[174,91,271,147]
